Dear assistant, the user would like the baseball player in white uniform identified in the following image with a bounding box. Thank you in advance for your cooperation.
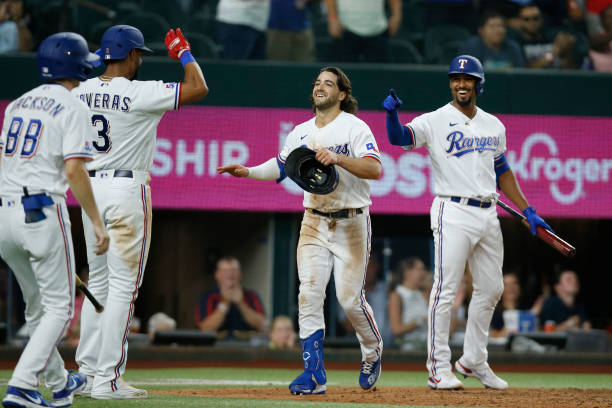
[0,32,109,408]
[218,67,383,394]
[71,25,208,399]
[383,55,552,390]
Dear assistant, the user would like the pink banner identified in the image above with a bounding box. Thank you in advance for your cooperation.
[2,102,611,217]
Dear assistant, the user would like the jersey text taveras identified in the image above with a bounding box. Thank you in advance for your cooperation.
[72,77,179,172]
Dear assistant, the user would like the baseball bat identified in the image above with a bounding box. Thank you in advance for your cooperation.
[497,199,576,258]
[75,275,104,313]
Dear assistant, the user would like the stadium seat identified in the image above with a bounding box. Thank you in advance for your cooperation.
[182,32,220,59]
[424,24,471,65]
[120,11,171,44]
[315,37,335,62]
[389,38,423,64]
[187,14,217,41]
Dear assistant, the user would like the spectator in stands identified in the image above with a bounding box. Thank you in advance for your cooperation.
[0,0,18,53]
[337,255,392,344]
[388,257,428,351]
[325,0,402,62]
[490,272,543,338]
[589,5,612,71]
[540,269,591,331]
[424,0,476,29]
[197,256,266,339]
[147,312,176,340]
[459,10,525,68]
[517,4,578,68]
[585,0,612,38]
[267,0,315,62]
[269,315,297,350]
[216,0,270,59]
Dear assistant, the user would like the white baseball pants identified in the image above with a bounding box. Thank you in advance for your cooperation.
[0,199,73,392]
[76,172,151,390]
[297,209,383,362]
[427,196,504,376]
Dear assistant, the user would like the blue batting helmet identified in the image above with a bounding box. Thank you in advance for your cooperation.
[448,55,485,95]
[37,32,99,81]
[95,25,152,63]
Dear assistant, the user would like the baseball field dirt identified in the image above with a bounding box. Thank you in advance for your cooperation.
[155,386,612,408]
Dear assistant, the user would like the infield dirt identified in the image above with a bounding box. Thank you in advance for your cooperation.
[155,386,612,407]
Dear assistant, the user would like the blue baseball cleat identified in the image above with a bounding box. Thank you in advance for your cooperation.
[289,330,327,395]
[2,386,54,407]
[52,371,88,407]
[359,357,381,390]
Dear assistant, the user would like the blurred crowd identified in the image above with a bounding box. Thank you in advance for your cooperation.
[1,0,611,72]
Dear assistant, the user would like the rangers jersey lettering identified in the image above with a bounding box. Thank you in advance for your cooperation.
[279,111,381,212]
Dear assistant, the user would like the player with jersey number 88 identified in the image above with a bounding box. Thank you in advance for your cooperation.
[71,24,208,400]
[383,55,553,390]
[0,32,109,408]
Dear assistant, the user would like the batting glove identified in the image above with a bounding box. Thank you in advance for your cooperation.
[522,206,553,236]
[382,89,403,113]
[164,28,190,60]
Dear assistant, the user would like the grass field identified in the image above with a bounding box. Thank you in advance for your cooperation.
[2,367,611,407]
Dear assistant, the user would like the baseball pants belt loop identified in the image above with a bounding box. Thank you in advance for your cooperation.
[450,196,492,209]
[309,208,363,218]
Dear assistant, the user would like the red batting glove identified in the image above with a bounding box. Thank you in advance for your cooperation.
[164,28,191,60]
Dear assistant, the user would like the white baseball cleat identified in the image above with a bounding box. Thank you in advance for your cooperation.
[74,375,94,397]
[91,377,148,400]
[455,360,508,390]
[427,371,464,390]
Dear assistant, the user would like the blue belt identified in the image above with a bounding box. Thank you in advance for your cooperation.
[450,196,492,208]
[88,170,133,178]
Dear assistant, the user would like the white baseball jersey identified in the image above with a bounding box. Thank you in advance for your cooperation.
[403,102,506,200]
[72,77,180,171]
[0,83,94,197]
[279,111,381,212]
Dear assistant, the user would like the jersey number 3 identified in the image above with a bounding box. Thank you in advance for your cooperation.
[91,114,112,153]
[4,117,43,158]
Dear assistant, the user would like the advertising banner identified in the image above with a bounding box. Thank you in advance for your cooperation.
[2,103,610,217]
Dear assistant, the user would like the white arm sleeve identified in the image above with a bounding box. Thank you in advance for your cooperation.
[247,158,281,180]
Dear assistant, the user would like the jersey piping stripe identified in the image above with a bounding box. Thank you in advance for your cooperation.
[112,185,149,386]
[362,153,382,163]
[404,124,416,146]
[39,204,74,377]
[358,214,382,357]
[429,201,445,377]
[277,154,286,165]
[174,83,180,110]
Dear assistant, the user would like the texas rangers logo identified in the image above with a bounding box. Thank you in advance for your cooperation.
[458,58,468,69]
[446,131,499,157]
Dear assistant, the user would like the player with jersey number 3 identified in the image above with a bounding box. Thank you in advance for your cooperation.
[0,32,109,408]
[218,67,384,395]
[71,25,208,400]
[383,55,553,390]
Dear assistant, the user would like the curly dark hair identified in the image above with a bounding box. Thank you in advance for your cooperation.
[309,66,358,114]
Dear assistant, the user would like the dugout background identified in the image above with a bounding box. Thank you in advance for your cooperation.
[1,56,611,335]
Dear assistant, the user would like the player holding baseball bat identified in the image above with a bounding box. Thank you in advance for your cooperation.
[383,55,553,390]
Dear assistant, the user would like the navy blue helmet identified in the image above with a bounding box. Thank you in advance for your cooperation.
[448,55,485,95]
[37,32,99,81]
[96,25,152,63]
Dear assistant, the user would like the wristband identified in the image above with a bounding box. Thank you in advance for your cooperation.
[217,302,228,312]
[180,50,196,67]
